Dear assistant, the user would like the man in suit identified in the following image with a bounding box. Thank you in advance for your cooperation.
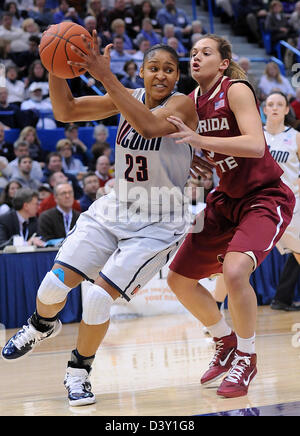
[0,187,45,249]
[38,183,80,242]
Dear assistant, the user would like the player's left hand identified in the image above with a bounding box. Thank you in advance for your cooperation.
[68,30,113,81]
[167,115,203,149]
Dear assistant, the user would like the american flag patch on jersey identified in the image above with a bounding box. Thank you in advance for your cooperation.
[215,99,225,110]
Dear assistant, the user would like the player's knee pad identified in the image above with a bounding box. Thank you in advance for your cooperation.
[82,285,114,325]
[37,270,72,305]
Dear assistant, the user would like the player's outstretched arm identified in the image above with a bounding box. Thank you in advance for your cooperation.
[49,73,120,122]
[168,84,265,158]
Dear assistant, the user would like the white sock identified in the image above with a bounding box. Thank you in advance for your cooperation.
[237,334,256,354]
[206,316,232,339]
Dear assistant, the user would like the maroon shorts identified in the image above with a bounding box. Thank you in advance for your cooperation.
[170,180,295,280]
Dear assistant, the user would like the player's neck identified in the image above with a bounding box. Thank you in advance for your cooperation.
[265,120,286,135]
[198,73,223,95]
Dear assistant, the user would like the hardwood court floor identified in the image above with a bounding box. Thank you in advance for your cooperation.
[1,306,300,416]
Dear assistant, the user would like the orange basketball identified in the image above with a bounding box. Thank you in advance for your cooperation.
[39,22,93,79]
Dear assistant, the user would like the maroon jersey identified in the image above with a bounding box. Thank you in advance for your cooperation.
[190,76,283,198]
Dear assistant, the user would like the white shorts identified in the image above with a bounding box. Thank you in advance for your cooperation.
[276,197,300,255]
[55,193,187,301]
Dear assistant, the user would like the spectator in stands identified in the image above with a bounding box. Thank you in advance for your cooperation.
[5,65,25,107]
[107,0,136,39]
[134,0,160,34]
[111,18,135,53]
[14,155,41,190]
[95,154,112,187]
[21,82,56,129]
[0,187,44,249]
[11,17,42,52]
[4,2,24,28]
[38,182,80,242]
[28,0,53,31]
[120,60,144,89]
[132,37,150,70]
[258,61,296,101]
[291,87,300,120]
[135,17,161,47]
[56,138,86,176]
[0,39,14,69]
[232,1,268,43]
[0,156,12,191]
[42,152,83,199]
[79,172,100,212]
[265,0,297,47]
[21,17,42,40]
[18,0,35,12]
[110,35,131,79]
[157,0,191,41]
[0,86,21,130]
[18,126,46,163]
[185,20,206,50]
[9,139,43,181]
[86,0,109,34]
[84,14,98,36]
[37,183,52,204]
[289,1,300,33]
[38,170,81,214]
[0,179,22,215]
[0,122,14,161]
[167,36,186,57]
[90,123,112,169]
[64,124,91,166]
[0,12,24,49]
[25,59,49,97]
[9,35,40,79]
[53,0,84,25]
[238,57,259,98]
[215,0,236,23]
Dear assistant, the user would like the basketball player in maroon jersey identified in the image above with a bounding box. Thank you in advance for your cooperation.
[166,34,295,398]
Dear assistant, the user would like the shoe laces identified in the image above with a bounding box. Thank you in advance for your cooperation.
[65,370,91,393]
[13,323,45,350]
[209,339,224,367]
[225,354,251,384]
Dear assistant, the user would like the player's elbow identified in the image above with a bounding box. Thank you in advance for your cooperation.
[254,141,265,158]
[138,126,156,140]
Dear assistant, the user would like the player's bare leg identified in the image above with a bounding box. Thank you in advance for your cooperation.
[64,276,120,406]
[2,264,82,362]
[217,252,257,398]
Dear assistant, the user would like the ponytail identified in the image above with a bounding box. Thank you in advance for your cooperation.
[225,60,248,80]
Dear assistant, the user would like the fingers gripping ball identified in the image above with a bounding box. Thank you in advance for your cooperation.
[39,22,93,79]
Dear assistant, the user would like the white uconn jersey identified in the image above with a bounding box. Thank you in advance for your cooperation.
[264,126,299,198]
[114,88,193,217]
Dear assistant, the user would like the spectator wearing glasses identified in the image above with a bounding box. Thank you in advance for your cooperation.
[38,182,80,242]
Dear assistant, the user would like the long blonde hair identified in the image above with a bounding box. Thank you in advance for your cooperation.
[194,34,248,80]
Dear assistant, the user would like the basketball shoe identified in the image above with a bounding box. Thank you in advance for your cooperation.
[1,315,62,361]
[217,350,257,398]
[64,363,96,406]
[200,331,237,385]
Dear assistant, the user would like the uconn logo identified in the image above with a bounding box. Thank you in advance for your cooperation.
[118,123,162,151]
[269,149,289,164]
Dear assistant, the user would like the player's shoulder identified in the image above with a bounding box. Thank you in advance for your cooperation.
[167,92,196,109]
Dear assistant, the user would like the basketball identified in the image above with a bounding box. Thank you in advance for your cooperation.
[39,22,93,79]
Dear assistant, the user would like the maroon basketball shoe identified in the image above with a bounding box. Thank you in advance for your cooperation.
[217,350,257,398]
[200,331,237,385]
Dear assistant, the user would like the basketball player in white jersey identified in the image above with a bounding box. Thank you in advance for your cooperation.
[2,39,199,406]
[263,92,300,311]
